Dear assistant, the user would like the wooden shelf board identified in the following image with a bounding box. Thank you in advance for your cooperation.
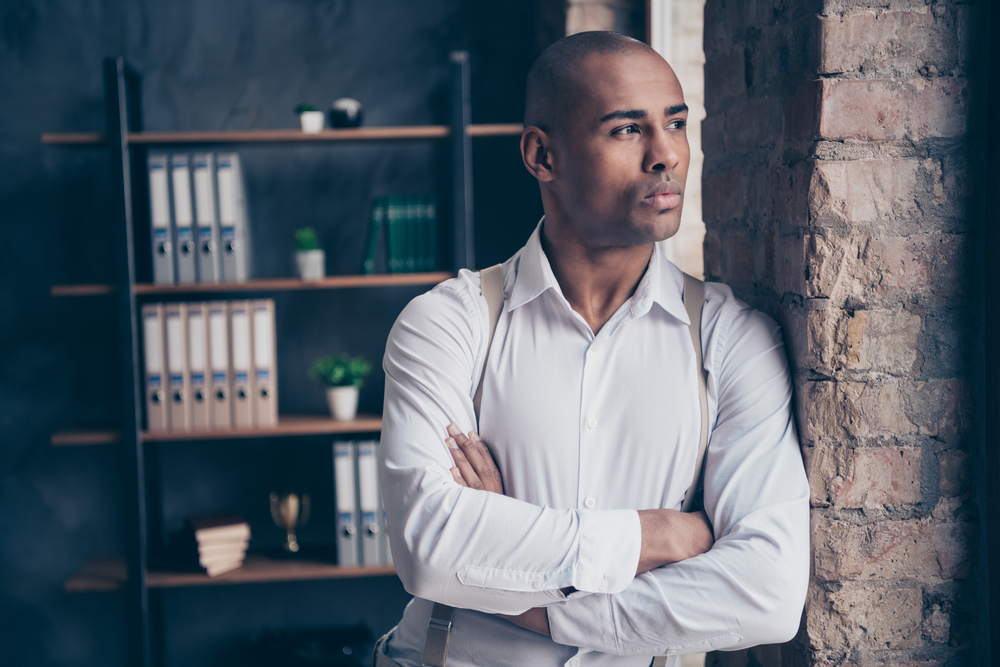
[52,415,381,446]
[50,272,452,297]
[65,555,396,592]
[51,428,121,446]
[41,124,523,146]
[50,284,115,297]
[141,414,382,442]
[134,272,454,294]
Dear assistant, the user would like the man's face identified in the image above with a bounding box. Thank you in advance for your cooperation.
[551,49,690,249]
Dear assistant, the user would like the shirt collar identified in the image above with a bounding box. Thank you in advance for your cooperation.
[508,218,691,326]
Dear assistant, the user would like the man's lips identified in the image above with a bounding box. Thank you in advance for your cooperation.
[644,182,683,210]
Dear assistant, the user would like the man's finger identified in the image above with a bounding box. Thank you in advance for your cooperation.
[451,467,469,487]
[448,437,484,490]
[454,431,502,494]
[469,431,504,493]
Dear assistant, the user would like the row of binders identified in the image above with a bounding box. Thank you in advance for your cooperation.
[148,152,251,285]
[362,195,438,275]
[142,300,277,432]
[334,440,392,567]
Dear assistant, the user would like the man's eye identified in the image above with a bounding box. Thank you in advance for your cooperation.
[612,124,640,136]
[667,119,687,130]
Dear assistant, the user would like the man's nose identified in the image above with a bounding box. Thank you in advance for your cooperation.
[644,128,679,173]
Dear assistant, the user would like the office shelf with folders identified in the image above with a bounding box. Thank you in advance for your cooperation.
[41,51,515,667]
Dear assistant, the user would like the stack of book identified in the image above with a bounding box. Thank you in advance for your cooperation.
[361,195,437,274]
[185,513,251,577]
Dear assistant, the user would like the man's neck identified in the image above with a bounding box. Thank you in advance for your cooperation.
[540,220,654,335]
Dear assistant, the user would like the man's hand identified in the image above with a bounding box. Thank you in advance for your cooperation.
[445,423,504,494]
[635,509,714,575]
[497,607,550,636]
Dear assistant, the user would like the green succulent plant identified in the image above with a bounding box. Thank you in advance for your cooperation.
[293,227,321,251]
[309,354,373,388]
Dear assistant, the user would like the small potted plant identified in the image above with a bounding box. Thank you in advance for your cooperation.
[292,227,325,281]
[309,354,373,421]
[295,103,325,133]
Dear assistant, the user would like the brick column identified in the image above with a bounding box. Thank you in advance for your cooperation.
[703,1,977,665]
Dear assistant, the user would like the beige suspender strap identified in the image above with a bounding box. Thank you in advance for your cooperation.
[472,264,504,422]
[422,603,456,667]
[680,273,709,513]
[652,657,670,667]
[422,265,503,667]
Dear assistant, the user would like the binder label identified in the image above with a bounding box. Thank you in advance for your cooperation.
[256,369,269,382]
[154,228,169,241]
[222,226,235,240]
[177,227,193,240]
[235,371,248,383]
[170,374,184,387]
[212,372,226,384]
[191,372,205,386]
[148,374,161,388]
[199,227,213,240]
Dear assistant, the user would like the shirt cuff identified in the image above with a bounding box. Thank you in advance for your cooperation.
[574,509,641,594]
[548,591,618,653]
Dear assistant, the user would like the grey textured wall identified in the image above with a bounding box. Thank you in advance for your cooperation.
[0,1,543,665]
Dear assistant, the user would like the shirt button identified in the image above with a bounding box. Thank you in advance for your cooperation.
[532,579,543,589]
[586,417,597,429]
[584,497,596,508]
[570,659,581,667]
[597,579,608,592]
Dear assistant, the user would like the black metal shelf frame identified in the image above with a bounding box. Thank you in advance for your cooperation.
[97,53,477,667]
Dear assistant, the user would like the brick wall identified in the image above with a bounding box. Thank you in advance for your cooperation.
[702,1,980,665]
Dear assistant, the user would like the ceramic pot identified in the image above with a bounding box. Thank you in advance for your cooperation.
[294,249,325,281]
[299,110,325,133]
[326,386,359,421]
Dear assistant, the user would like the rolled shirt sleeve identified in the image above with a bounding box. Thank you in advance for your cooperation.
[381,273,643,615]
[547,300,810,655]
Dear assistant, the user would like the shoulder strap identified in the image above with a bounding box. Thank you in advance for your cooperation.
[424,267,708,667]
[680,273,710,513]
[423,264,503,667]
[472,263,504,422]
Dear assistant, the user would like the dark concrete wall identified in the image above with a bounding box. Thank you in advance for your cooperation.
[0,1,543,665]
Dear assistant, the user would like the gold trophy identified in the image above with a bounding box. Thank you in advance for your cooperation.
[269,492,311,553]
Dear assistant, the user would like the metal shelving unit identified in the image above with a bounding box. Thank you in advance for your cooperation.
[43,52,509,667]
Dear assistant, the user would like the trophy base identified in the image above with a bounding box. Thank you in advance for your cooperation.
[260,544,339,562]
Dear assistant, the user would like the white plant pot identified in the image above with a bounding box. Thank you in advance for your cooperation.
[294,250,325,281]
[326,386,359,421]
[299,111,325,133]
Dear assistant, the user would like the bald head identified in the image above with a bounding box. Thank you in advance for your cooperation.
[525,31,659,137]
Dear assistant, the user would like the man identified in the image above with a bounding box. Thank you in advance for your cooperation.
[377,31,809,667]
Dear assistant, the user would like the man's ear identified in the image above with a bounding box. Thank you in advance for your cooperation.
[520,127,556,182]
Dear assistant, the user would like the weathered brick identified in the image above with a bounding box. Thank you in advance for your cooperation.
[813,516,974,582]
[801,379,962,441]
[702,168,748,223]
[770,161,811,225]
[725,95,784,152]
[806,308,922,375]
[704,46,746,111]
[775,233,808,296]
[809,159,920,226]
[819,77,968,141]
[938,449,969,497]
[804,234,879,302]
[875,234,965,297]
[806,584,922,650]
[809,445,921,508]
[784,80,822,141]
[922,604,950,643]
[819,9,933,75]
[703,228,722,280]
[722,231,755,281]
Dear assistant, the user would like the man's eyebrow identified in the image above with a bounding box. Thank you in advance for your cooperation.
[599,109,646,123]
[666,104,689,116]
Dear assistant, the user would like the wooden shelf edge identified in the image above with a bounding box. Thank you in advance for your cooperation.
[133,272,454,294]
[53,415,381,446]
[51,428,122,446]
[51,272,452,297]
[41,123,523,146]
[51,284,115,297]
[141,414,382,442]
[65,555,396,592]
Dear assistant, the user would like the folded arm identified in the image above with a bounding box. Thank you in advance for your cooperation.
[545,306,810,655]
[380,281,644,614]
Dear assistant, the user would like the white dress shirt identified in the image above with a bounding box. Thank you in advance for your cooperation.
[379,221,809,667]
